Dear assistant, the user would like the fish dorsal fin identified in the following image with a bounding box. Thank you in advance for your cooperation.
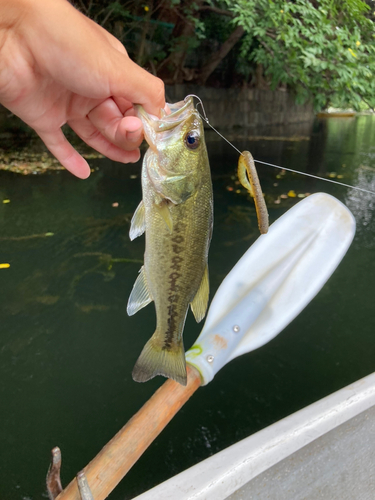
[129,201,145,241]
[155,200,173,233]
[190,264,209,323]
[127,266,153,316]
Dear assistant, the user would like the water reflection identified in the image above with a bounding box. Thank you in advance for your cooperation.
[0,115,375,500]
[346,171,375,248]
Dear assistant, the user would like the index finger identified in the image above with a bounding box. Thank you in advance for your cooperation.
[110,54,165,117]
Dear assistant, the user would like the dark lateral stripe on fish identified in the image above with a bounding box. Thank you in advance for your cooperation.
[164,223,186,349]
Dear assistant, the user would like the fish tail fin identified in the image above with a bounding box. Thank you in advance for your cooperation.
[132,333,187,386]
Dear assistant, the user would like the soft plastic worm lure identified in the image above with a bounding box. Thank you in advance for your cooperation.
[238,151,269,234]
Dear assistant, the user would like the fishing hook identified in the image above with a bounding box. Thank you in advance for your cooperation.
[185,94,243,156]
[184,94,210,123]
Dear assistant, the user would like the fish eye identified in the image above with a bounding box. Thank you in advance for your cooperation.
[184,130,200,150]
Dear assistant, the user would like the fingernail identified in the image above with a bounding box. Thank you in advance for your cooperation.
[131,151,141,163]
[127,128,143,143]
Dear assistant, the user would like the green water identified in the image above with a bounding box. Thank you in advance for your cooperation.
[0,116,374,499]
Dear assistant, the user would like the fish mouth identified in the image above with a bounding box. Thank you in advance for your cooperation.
[136,96,197,137]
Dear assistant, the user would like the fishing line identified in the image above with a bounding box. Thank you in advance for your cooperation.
[249,160,375,195]
[185,94,375,196]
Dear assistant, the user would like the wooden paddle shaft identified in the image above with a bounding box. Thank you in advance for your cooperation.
[56,365,201,500]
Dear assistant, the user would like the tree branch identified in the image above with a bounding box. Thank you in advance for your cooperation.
[198,6,234,17]
[259,39,274,57]
[196,25,245,84]
[360,96,375,112]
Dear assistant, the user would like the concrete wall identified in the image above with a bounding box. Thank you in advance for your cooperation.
[166,85,314,130]
[0,85,314,134]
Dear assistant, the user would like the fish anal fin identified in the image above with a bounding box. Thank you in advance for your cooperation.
[132,335,187,386]
[129,201,145,241]
[190,265,209,323]
[155,200,173,233]
[127,266,153,316]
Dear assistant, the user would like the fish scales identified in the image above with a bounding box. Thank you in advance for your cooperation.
[144,176,211,348]
[127,97,213,386]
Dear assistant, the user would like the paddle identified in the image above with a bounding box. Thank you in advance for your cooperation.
[51,193,355,500]
[186,192,356,384]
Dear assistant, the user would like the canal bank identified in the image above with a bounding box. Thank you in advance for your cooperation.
[0,86,314,137]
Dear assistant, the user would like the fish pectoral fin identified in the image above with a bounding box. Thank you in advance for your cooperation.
[127,266,153,316]
[155,200,173,233]
[190,264,209,323]
[154,173,194,205]
[129,201,146,241]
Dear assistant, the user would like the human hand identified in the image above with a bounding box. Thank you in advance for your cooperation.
[0,0,165,178]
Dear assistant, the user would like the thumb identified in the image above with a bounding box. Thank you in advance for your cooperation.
[110,55,165,117]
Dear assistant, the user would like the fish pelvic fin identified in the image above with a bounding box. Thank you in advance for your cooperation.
[127,266,153,316]
[132,334,187,386]
[129,201,145,241]
[190,264,209,323]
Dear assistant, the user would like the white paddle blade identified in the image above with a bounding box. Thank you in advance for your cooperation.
[186,193,356,385]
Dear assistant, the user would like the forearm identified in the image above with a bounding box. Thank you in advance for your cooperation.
[0,0,164,176]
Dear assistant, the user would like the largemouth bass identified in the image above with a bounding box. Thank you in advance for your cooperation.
[127,97,213,386]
